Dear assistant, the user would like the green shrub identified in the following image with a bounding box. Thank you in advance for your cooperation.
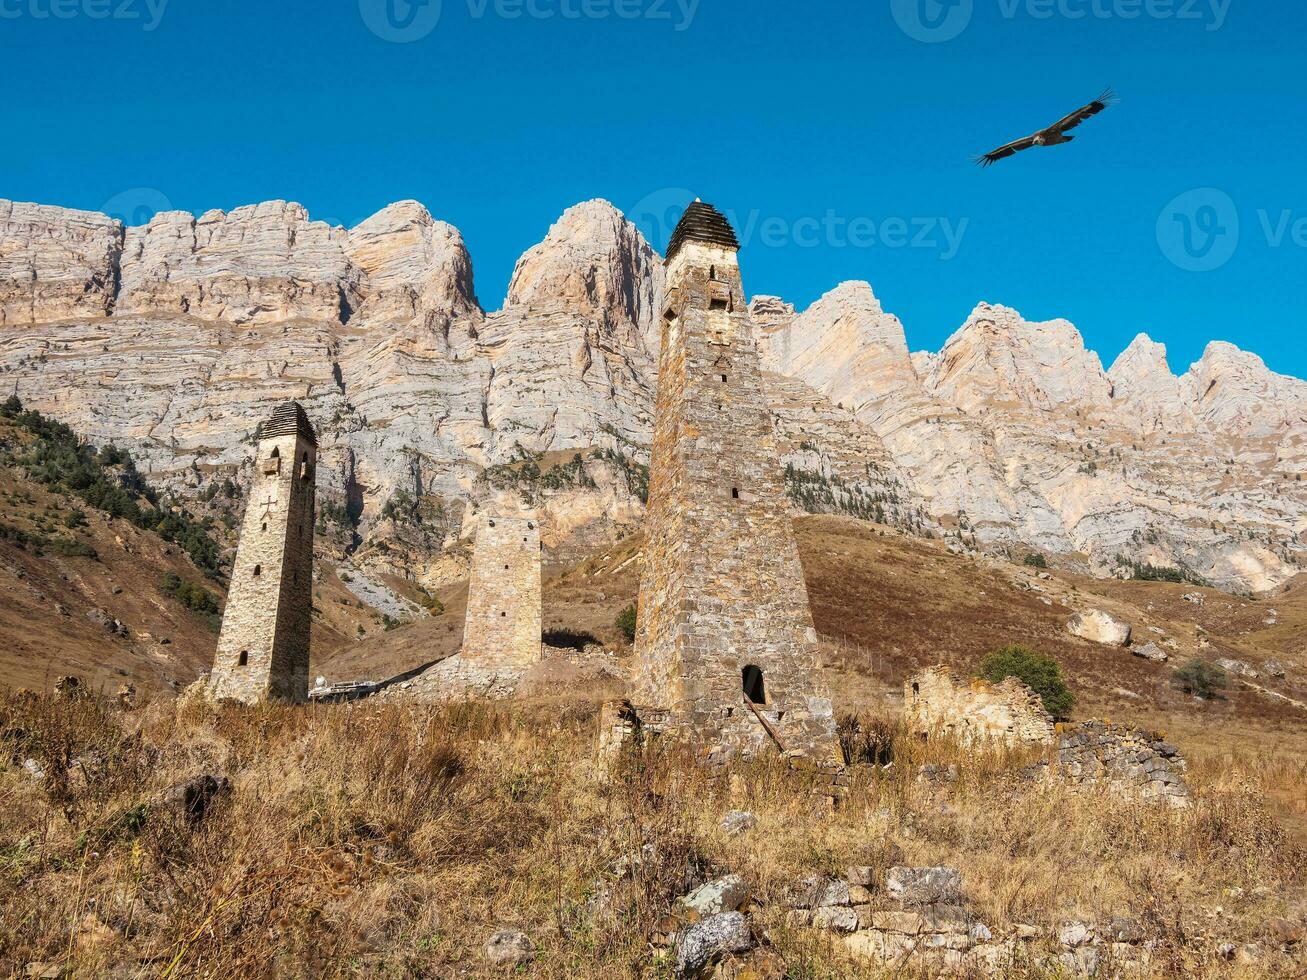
[615,603,637,643]
[63,508,88,529]
[978,645,1075,718]
[1022,553,1048,569]
[1172,659,1228,700]
[160,572,221,631]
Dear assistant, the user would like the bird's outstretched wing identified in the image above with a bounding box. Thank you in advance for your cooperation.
[974,135,1038,168]
[1048,87,1118,134]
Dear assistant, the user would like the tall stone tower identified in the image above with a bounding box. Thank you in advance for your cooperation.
[209,402,318,704]
[461,514,542,669]
[630,201,841,767]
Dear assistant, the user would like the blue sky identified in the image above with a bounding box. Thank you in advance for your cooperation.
[3,0,1303,377]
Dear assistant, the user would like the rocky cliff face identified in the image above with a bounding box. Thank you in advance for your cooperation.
[1,196,1303,592]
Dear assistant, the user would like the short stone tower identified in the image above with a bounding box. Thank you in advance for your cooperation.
[629,201,841,767]
[209,402,318,704]
[461,514,542,669]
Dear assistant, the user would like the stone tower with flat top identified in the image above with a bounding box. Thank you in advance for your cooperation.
[462,513,542,669]
[629,201,841,768]
[209,401,318,704]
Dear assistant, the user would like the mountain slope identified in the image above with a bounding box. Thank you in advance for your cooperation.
[1,196,1303,592]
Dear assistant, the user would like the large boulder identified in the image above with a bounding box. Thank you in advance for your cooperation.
[1067,610,1132,647]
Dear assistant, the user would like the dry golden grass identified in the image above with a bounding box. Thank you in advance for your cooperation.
[1,689,1304,978]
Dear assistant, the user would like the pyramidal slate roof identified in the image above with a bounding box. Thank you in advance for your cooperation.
[262,401,318,446]
[665,200,740,262]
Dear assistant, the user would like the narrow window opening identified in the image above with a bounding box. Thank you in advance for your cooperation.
[742,665,766,705]
[500,611,507,617]
[270,447,280,458]
[253,564,262,577]
[488,520,496,527]
[261,522,267,532]
[709,298,728,311]
[238,651,248,667]
[721,374,728,383]
[912,681,920,695]
[709,265,716,280]
[731,487,740,500]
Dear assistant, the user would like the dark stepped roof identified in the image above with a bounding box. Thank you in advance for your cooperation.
[665,201,740,262]
[262,401,318,446]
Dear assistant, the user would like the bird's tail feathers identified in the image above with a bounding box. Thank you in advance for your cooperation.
[1098,87,1120,106]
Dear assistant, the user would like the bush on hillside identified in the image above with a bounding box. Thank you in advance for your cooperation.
[978,645,1075,718]
[1172,659,1228,700]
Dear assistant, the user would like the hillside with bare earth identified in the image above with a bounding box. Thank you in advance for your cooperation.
[2,196,1304,596]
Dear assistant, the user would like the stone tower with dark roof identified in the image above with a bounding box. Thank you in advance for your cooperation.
[627,201,842,770]
[208,402,318,704]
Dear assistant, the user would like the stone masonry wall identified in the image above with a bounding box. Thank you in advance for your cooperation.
[631,232,840,768]
[461,514,542,669]
[903,666,1055,746]
[209,425,317,703]
[1055,720,1191,806]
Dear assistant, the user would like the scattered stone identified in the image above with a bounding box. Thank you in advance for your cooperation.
[1113,687,1141,700]
[22,758,45,780]
[54,675,85,697]
[1264,659,1285,679]
[1104,916,1146,943]
[1067,609,1131,647]
[1014,923,1042,940]
[845,866,874,887]
[23,964,67,979]
[674,912,754,977]
[885,866,962,908]
[719,810,756,837]
[680,875,751,917]
[1215,657,1259,679]
[484,929,535,967]
[1267,917,1303,945]
[1181,592,1205,605]
[811,906,858,933]
[1058,921,1094,948]
[115,684,137,708]
[1131,642,1169,663]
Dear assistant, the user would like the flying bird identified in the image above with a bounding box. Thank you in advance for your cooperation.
[975,89,1118,167]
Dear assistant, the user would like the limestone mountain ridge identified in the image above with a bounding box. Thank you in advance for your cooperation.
[1,196,1303,592]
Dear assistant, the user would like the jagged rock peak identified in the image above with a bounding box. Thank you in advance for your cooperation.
[758,280,919,410]
[925,302,1111,414]
[504,199,663,340]
[348,201,480,321]
[1109,333,1194,432]
[1183,340,1307,436]
[748,295,796,334]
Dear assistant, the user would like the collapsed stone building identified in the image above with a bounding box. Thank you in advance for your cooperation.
[903,666,1055,746]
[207,401,318,704]
[604,201,843,777]
[385,512,545,701]
[904,665,1191,805]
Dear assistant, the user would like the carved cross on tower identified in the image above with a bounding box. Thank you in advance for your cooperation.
[256,492,279,519]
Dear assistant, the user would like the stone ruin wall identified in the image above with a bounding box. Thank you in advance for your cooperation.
[1054,720,1191,807]
[628,223,842,771]
[209,420,317,704]
[903,666,1056,746]
[461,514,542,670]
[904,666,1191,805]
